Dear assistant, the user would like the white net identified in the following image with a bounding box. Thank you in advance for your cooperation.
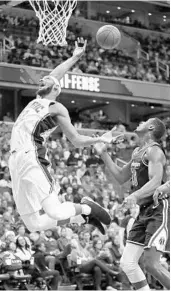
[29,0,77,46]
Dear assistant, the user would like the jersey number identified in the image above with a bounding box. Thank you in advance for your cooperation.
[131,167,138,187]
[31,101,44,113]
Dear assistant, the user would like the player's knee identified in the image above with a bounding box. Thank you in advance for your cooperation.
[44,204,66,221]
[120,256,129,272]
[120,256,135,274]
[45,208,61,220]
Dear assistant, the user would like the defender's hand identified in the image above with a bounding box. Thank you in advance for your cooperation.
[94,142,107,156]
[73,37,87,59]
[101,131,124,144]
[122,194,137,209]
[153,182,170,207]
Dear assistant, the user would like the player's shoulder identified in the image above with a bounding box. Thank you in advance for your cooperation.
[146,143,166,163]
[147,143,164,154]
[49,101,69,116]
[35,97,52,106]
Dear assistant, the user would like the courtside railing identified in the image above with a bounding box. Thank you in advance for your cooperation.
[137,42,169,78]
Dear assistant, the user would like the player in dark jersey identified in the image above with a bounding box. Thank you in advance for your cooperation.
[94,118,170,290]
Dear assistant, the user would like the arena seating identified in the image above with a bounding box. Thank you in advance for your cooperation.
[0,13,169,84]
[92,13,170,33]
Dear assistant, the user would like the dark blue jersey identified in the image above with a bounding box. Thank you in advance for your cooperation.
[130,142,166,206]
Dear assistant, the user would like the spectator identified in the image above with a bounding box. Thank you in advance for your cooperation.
[33,242,60,290]
[29,232,41,245]
[83,230,92,249]
[15,236,32,261]
[70,238,118,290]
[145,68,157,82]
[3,112,13,122]
[72,64,83,74]
[57,227,69,252]
[2,241,16,258]
[5,230,16,244]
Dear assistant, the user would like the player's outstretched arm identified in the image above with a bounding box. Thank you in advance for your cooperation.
[49,102,113,147]
[49,38,87,81]
[94,142,132,184]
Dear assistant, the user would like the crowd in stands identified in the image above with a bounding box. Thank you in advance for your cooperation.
[0,118,170,289]
[135,33,170,64]
[0,12,170,84]
[94,14,170,33]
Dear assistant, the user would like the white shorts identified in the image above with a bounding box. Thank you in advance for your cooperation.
[9,150,60,216]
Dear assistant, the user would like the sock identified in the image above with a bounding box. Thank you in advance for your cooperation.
[138,287,150,291]
[137,285,150,291]
[132,280,150,291]
[81,204,91,215]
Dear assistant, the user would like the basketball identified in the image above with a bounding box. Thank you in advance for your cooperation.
[96,25,121,50]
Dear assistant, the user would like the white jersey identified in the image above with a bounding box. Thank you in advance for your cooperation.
[10,98,58,153]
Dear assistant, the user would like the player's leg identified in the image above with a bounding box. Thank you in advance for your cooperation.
[143,199,170,289]
[41,193,111,225]
[28,151,111,226]
[21,211,57,232]
[21,194,107,233]
[41,191,91,220]
[9,151,84,231]
[121,214,151,291]
[21,211,85,232]
[120,242,150,291]
[10,150,110,231]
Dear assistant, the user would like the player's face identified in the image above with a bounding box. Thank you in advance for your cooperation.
[40,76,53,87]
[135,118,155,133]
[37,76,61,98]
[135,121,148,133]
[37,76,54,97]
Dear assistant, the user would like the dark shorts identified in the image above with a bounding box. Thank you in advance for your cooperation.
[127,199,170,252]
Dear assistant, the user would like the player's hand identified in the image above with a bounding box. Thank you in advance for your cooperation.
[122,194,137,209]
[94,142,107,156]
[100,131,124,144]
[73,37,87,59]
[99,130,113,144]
[112,134,125,144]
[153,182,170,207]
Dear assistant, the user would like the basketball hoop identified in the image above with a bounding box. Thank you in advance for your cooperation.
[29,0,77,46]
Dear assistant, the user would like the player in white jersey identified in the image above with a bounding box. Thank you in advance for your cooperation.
[9,38,113,233]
